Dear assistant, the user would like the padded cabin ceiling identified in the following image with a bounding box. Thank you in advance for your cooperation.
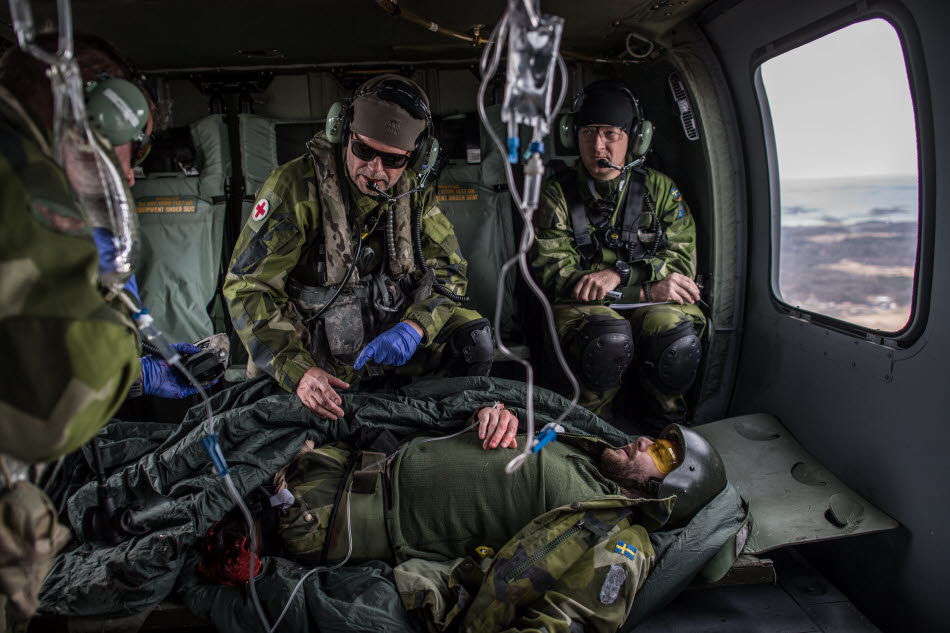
[0,0,715,70]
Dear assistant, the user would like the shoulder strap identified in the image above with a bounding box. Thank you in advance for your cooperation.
[619,168,646,246]
[306,136,357,286]
[555,169,597,264]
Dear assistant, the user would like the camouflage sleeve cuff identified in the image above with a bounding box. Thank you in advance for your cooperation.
[403,310,437,346]
[277,357,314,392]
[628,262,652,286]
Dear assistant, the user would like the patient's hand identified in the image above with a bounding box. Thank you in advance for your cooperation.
[476,404,519,450]
[296,366,349,420]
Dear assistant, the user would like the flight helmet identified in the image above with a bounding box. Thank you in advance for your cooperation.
[655,423,727,529]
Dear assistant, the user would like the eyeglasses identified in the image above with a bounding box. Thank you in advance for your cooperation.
[647,438,681,474]
[131,132,152,167]
[579,126,626,143]
[350,137,410,169]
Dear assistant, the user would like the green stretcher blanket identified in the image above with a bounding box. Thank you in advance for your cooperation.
[39,376,746,632]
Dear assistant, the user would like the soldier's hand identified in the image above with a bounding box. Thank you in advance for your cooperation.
[652,273,701,305]
[296,367,349,420]
[476,403,519,450]
[571,269,622,302]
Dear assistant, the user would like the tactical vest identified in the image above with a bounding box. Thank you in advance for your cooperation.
[285,134,421,368]
[556,167,666,266]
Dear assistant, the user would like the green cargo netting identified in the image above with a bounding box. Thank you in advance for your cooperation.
[132,115,230,342]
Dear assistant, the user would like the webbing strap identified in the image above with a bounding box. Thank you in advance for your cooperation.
[557,171,597,265]
[619,169,647,245]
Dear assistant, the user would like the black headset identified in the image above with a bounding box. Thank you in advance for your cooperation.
[556,80,653,158]
[325,76,440,176]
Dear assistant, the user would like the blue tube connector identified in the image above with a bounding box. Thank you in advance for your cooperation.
[532,424,559,453]
[507,137,520,164]
[202,434,229,476]
[529,141,544,155]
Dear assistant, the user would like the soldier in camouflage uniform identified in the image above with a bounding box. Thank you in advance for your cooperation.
[224,75,492,420]
[532,80,706,423]
[275,405,726,633]
[0,36,205,625]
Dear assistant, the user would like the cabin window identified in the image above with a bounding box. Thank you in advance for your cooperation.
[759,18,919,333]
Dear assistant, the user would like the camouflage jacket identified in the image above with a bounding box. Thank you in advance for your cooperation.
[0,87,140,463]
[532,161,698,302]
[223,132,468,392]
[396,494,668,633]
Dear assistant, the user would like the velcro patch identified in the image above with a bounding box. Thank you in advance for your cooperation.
[599,564,627,605]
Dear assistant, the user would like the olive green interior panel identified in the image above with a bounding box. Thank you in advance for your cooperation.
[695,414,899,554]
[238,114,280,224]
[436,163,517,338]
[132,115,229,343]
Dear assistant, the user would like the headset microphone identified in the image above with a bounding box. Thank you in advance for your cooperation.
[597,157,647,173]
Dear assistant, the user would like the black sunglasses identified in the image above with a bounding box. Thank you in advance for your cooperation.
[350,137,410,169]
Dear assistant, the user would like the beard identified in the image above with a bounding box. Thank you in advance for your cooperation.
[355,167,392,195]
[598,448,658,499]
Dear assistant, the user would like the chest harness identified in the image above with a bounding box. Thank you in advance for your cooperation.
[557,167,667,266]
[286,135,465,369]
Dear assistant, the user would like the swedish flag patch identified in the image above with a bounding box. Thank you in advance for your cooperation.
[614,540,638,560]
[670,186,682,201]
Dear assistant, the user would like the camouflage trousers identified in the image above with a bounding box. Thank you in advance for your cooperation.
[551,302,706,421]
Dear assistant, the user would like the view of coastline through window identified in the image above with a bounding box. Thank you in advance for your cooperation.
[760,19,919,332]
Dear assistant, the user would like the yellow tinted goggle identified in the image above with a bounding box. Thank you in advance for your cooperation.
[647,438,681,474]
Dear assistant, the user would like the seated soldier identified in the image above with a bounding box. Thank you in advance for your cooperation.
[275,404,726,633]
[224,74,493,422]
[532,79,706,426]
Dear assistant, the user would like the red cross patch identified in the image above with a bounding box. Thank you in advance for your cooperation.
[252,199,269,221]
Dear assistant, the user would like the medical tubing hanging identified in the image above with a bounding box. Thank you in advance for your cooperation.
[9,0,139,292]
[116,292,273,632]
[411,202,470,303]
[476,1,580,474]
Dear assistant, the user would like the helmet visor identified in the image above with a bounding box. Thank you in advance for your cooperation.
[647,438,681,475]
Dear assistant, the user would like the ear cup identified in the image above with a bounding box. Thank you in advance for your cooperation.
[84,78,148,146]
[631,119,653,158]
[411,137,440,176]
[557,112,577,152]
[325,101,347,144]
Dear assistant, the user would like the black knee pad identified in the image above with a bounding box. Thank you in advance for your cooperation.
[448,319,493,377]
[639,320,702,394]
[576,315,634,391]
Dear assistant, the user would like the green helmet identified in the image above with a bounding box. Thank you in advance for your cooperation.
[656,424,727,529]
[85,77,148,146]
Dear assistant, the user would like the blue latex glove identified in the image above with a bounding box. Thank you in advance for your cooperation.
[354,322,422,369]
[140,343,203,398]
[91,226,140,302]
